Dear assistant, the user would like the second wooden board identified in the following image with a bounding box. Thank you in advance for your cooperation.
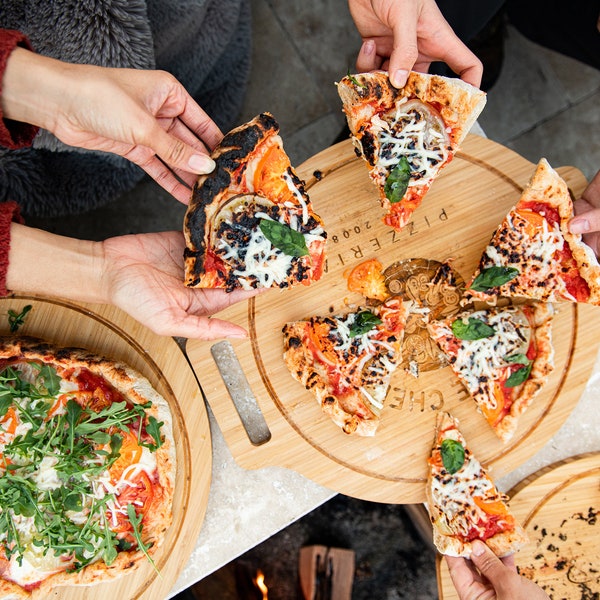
[186,135,597,503]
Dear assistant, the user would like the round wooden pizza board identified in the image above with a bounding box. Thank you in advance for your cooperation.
[185,134,598,503]
[437,452,600,599]
[0,295,211,600]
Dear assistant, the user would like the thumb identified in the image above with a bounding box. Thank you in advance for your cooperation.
[470,540,510,586]
[147,125,216,175]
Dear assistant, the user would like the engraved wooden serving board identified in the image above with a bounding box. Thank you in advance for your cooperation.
[437,453,600,599]
[186,134,598,503]
[0,295,211,600]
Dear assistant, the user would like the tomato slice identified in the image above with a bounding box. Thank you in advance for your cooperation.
[109,429,143,482]
[110,470,155,535]
[515,207,547,237]
[473,495,511,518]
[253,144,292,202]
[345,259,389,301]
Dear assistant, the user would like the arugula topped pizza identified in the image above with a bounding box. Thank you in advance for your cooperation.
[0,337,175,598]
[336,70,486,231]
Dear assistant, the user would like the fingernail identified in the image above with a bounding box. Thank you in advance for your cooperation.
[226,331,248,339]
[362,39,375,56]
[472,540,486,556]
[570,218,590,233]
[188,154,216,173]
[392,69,409,88]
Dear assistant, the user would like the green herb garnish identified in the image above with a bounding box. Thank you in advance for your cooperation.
[127,504,159,575]
[347,69,367,88]
[7,305,32,333]
[469,266,520,292]
[440,439,465,474]
[504,354,533,388]
[451,317,495,340]
[259,219,309,257]
[349,311,382,337]
[384,156,411,203]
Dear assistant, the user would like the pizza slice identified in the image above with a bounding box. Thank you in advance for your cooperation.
[183,112,327,291]
[466,158,600,305]
[282,297,409,436]
[427,302,554,442]
[336,70,486,231]
[426,412,528,557]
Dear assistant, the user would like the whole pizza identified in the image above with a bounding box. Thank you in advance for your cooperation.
[0,337,175,598]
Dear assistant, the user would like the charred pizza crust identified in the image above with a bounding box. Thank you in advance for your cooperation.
[467,158,600,305]
[183,112,326,291]
[0,337,175,598]
[426,412,528,557]
[427,303,554,443]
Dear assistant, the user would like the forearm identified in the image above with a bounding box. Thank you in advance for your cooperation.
[1,46,74,133]
[6,223,109,305]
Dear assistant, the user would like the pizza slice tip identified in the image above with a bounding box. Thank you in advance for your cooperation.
[426,411,528,557]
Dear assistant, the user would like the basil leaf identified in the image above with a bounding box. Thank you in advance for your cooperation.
[7,305,32,333]
[505,363,533,388]
[505,353,530,366]
[259,219,309,257]
[469,266,520,292]
[384,156,411,204]
[451,317,495,340]
[440,439,465,474]
[349,311,382,338]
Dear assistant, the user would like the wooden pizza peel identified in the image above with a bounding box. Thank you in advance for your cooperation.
[437,452,600,599]
[0,295,211,600]
[185,134,599,504]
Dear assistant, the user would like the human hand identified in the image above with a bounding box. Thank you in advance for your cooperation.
[2,48,222,204]
[569,169,600,257]
[101,231,257,339]
[348,0,483,88]
[445,540,550,600]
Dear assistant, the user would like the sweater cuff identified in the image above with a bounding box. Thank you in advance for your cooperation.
[0,201,25,296]
[0,29,39,149]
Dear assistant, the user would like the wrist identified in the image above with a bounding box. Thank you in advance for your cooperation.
[2,47,73,132]
[6,223,109,305]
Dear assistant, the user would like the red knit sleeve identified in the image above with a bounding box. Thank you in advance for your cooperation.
[0,29,39,148]
[0,201,25,296]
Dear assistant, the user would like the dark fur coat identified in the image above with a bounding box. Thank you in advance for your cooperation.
[0,0,251,216]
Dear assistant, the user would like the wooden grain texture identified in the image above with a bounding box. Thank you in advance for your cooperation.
[0,295,211,600]
[186,134,596,503]
[437,453,600,599]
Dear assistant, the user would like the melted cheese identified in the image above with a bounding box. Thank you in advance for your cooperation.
[375,100,450,189]
[481,210,573,299]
